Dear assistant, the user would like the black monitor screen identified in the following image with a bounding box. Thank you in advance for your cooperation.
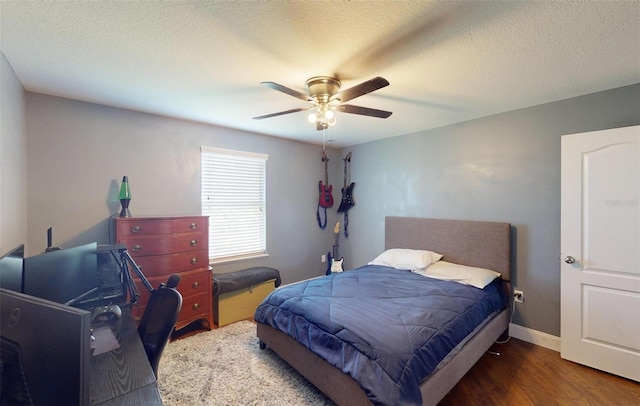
[0,244,25,293]
[1,337,33,405]
[23,242,97,306]
[0,288,91,405]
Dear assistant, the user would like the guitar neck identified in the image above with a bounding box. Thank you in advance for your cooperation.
[325,162,329,184]
[323,152,329,184]
[342,152,352,187]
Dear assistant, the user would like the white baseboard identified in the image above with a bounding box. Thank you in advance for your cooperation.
[509,323,561,352]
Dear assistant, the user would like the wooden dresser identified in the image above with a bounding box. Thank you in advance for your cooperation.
[112,215,213,331]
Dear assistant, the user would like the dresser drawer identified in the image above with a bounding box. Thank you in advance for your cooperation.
[131,269,212,328]
[178,270,212,299]
[132,269,210,301]
[115,217,208,237]
[132,250,208,277]
[177,291,212,330]
[119,233,206,256]
[131,292,212,329]
[133,268,213,298]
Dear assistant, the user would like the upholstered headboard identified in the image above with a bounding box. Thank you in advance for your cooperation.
[385,217,511,281]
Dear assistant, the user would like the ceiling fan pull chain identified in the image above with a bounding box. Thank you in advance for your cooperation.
[323,127,326,150]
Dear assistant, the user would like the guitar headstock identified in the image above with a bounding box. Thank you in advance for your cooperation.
[344,151,352,162]
[322,151,329,163]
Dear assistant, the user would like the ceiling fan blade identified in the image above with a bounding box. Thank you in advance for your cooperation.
[339,104,392,119]
[252,106,312,120]
[260,82,311,102]
[331,77,389,103]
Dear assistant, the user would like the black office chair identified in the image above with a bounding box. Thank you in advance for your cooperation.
[137,274,182,378]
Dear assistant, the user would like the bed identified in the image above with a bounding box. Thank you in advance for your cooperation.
[255,217,511,406]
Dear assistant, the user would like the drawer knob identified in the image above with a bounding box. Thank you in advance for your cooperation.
[192,303,200,311]
[131,244,142,252]
[190,258,198,265]
[190,240,198,247]
[192,281,200,289]
[131,225,141,233]
[190,222,197,229]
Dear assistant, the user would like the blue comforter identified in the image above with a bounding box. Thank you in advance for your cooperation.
[255,265,507,406]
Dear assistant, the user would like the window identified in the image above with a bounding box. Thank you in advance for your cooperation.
[201,146,268,263]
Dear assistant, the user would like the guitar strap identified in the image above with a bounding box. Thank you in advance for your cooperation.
[317,205,327,229]
[344,211,349,238]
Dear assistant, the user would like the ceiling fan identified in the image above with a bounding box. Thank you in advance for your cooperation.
[253,76,392,130]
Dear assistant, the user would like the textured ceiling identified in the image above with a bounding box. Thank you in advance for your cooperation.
[1,1,639,147]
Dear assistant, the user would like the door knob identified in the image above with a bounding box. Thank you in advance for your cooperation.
[564,256,576,264]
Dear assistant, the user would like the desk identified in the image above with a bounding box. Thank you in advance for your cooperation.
[90,305,162,405]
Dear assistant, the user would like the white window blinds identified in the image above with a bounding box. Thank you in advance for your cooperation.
[201,146,268,262]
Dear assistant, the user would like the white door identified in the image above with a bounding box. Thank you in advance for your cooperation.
[560,125,640,381]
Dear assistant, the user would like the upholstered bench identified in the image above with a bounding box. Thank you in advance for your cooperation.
[212,267,281,327]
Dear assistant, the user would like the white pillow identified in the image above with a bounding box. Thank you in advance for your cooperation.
[414,261,501,289]
[368,248,443,271]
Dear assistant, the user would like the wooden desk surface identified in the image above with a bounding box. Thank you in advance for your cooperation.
[90,305,162,406]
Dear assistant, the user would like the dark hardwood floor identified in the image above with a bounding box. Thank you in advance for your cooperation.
[173,322,638,405]
[439,338,640,405]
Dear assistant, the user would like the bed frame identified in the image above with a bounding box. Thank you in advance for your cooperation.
[257,217,512,406]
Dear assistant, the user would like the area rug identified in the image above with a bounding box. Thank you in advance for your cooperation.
[157,321,335,405]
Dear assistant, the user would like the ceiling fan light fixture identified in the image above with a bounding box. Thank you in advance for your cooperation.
[324,109,334,120]
[308,104,336,126]
[255,76,391,131]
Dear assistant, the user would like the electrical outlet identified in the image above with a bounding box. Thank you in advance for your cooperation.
[513,289,524,303]
[321,254,326,263]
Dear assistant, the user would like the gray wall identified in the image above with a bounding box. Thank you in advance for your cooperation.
[14,73,640,337]
[25,93,340,284]
[341,83,640,336]
[0,52,28,254]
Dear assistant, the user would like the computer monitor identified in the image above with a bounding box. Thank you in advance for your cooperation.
[23,243,127,310]
[23,242,98,307]
[0,244,25,292]
[0,288,91,405]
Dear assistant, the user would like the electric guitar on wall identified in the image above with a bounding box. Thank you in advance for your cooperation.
[326,252,344,274]
[331,256,344,273]
[330,221,344,273]
[337,152,354,213]
[318,151,333,208]
[325,220,344,274]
